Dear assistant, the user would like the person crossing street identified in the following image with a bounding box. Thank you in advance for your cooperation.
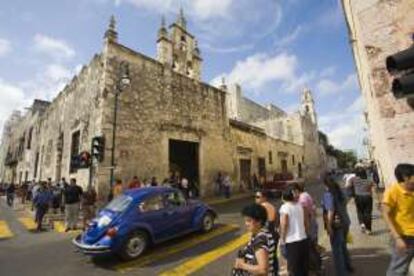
[63,178,83,232]
[33,182,53,232]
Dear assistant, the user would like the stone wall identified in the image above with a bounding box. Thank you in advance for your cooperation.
[342,0,414,186]
[229,120,305,181]
[36,54,106,188]
[227,84,286,123]
[96,41,234,196]
[1,54,106,193]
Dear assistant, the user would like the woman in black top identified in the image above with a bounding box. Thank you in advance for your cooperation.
[233,203,276,276]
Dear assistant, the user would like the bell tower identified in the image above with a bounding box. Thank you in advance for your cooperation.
[301,87,317,125]
[156,8,202,81]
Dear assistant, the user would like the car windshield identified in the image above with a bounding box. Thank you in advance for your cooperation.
[106,195,133,212]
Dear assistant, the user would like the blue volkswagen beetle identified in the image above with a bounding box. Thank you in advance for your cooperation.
[73,187,217,260]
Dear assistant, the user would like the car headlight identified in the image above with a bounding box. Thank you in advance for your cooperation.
[97,215,112,228]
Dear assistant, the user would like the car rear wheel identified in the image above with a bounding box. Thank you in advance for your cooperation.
[201,212,215,232]
[119,231,148,260]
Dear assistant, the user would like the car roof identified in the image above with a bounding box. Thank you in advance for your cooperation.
[123,186,176,200]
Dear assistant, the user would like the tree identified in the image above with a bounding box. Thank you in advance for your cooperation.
[318,131,357,168]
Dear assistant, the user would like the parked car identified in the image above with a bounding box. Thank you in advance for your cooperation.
[73,187,217,260]
[263,172,304,197]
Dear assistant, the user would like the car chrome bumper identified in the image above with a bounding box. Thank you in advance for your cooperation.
[72,235,111,254]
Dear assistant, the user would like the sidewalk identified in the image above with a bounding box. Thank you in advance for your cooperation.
[319,198,392,275]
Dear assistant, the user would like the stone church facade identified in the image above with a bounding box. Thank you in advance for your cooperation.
[0,12,326,198]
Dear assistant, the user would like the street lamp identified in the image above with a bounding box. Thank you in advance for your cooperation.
[109,61,130,197]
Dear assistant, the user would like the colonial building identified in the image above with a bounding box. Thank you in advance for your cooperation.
[0,11,326,198]
[341,0,414,186]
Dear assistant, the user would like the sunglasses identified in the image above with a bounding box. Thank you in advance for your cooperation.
[255,195,262,198]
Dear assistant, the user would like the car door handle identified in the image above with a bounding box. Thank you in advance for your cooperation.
[165,210,175,216]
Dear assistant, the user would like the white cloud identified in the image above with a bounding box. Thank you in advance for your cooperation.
[118,0,175,13]
[211,51,314,94]
[319,95,367,156]
[118,0,281,53]
[274,26,304,49]
[192,0,233,20]
[316,73,358,96]
[319,66,336,78]
[0,38,11,57]
[21,63,75,101]
[0,79,27,136]
[34,34,75,60]
[0,63,80,137]
[118,0,234,19]
[212,52,298,90]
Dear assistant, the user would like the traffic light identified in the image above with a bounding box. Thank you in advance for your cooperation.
[386,45,414,98]
[92,136,105,162]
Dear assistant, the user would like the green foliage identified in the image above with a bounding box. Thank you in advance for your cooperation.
[319,131,357,168]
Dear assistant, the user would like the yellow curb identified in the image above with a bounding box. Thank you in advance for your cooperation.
[18,217,37,231]
[159,233,250,276]
[53,221,66,233]
[0,220,14,239]
[53,221,82,235]
[115,224,239,273]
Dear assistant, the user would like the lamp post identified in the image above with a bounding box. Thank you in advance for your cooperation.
[109,61,130,195]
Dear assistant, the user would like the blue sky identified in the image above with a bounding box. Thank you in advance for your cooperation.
[0,0,367,155]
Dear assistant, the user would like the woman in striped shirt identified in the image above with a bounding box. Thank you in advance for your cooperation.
[233,203,276,276]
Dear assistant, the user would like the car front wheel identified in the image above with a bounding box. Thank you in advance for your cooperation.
[201,212,215,232]
[119,231,148,260]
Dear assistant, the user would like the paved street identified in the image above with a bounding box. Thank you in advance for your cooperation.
[0,193,254,276]
[0,181,397,276]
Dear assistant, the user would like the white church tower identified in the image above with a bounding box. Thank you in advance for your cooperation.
[301,87,318,126]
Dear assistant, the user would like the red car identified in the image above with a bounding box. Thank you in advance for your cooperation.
[263,173,304,197]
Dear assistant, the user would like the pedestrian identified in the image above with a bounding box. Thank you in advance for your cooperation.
[180,177,190,198]
[51,183,63,214]
[60,177,69,189]
[150,176,158,187]
[382,163,414,276]
[21,181,29,204]
[292,183,318,241]
[33,182,53,231]
[252,173,260,192]
[223,174,231,199]
[81,186,97,231]
[369,161,381,190]
[321,175,353,276]
[28,179,36,201]
[255,190,279,274]
[6,182,16,207]
[347,167,377,235]
[292,183,321,273]
[279,186,309,276]
[128,176,142,189]
[60,177,68,213]
[112,179,124,198]
[63,178,83,232]
[215,172,224,196]
[233,203,276,275]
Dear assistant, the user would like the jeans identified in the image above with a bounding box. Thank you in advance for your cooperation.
[355,195,373,231]
[6,193,14,207]
[65,203,80,229]
[35,205,48,230]
[330,228,352,276]
[387,236,414,276]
